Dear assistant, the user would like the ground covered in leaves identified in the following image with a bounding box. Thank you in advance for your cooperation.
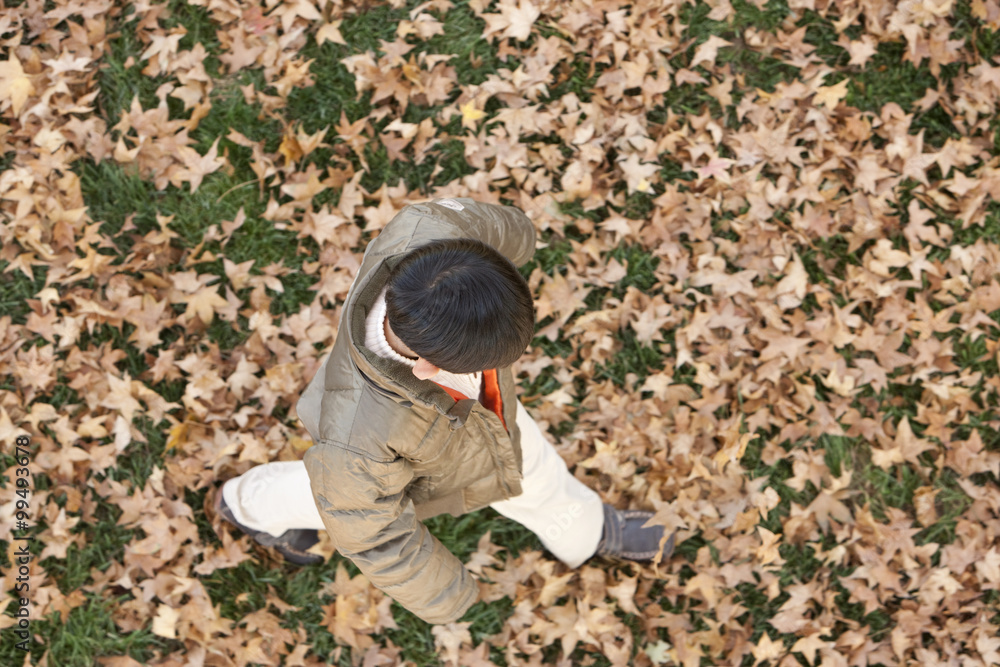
[1,0,1000,665]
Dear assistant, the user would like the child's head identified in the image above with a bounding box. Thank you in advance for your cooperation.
[386,238,535,374]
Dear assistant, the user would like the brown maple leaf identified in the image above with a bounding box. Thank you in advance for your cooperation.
[170,137,225,192]
[0,53,35,115]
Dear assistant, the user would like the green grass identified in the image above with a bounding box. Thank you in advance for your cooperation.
[20,596,182,664]
[425,508,541,562]
[591,331,665,387]
[95,21,166,128]
[165,0,224,63]
[191,73,285,153]
[0,263,47,325]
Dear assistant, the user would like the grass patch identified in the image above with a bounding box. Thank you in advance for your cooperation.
[164,0,224,65]
[591,330,664,387]
[41,516,135,592]
[95,18,166,128]
[845,41,961,146]
[0,595,183,666]
[192,72,284,155]
[425,507,541,562]
[105,415,174,488]
[0,262,47,325]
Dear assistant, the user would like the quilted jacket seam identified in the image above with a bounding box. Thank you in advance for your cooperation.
[315,437,397,464]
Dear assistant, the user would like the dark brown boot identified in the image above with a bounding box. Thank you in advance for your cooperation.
[594,504,676,562]
[214,483,323,566]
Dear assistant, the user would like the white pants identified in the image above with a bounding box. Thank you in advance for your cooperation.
[223,401,605,567]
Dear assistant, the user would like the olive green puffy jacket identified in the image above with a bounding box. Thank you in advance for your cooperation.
[295,198,536,624]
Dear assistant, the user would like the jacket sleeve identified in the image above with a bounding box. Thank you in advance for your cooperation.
[424,197,536,267]
[302,441,479,624]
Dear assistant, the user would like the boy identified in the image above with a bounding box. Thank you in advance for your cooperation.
[215,197,675,624]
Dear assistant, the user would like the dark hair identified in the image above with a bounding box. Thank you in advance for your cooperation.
[385,238,535,374]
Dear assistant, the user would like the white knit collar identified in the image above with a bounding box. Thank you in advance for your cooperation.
[366,287,418,369]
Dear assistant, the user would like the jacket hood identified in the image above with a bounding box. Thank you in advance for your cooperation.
[344,253,462,416]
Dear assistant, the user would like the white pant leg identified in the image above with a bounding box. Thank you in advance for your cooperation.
[222,460,326,537]
[490,401,605,568]
[224,403,606,561]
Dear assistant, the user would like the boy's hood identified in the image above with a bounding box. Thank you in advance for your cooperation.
[343,249,464,417]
